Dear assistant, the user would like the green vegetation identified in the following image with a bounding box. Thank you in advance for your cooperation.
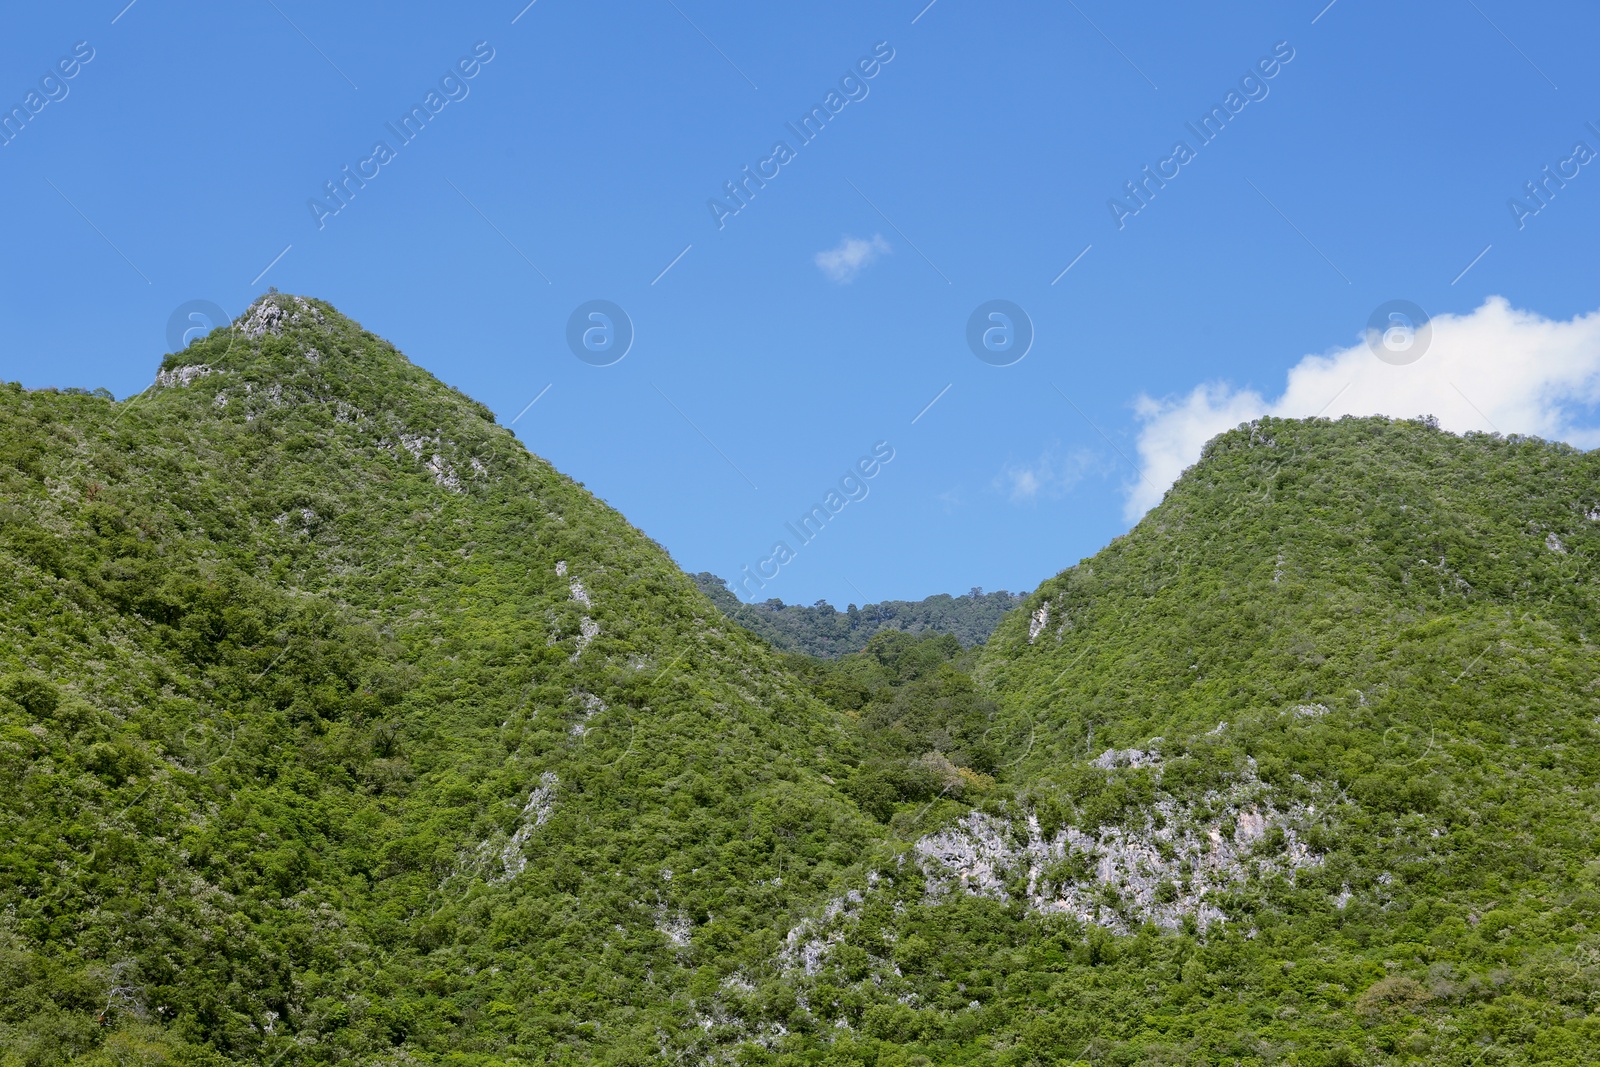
[3,296,1598,1065]
[0,297,881,1066]
[692,573,1024,657]
[969,416,1600,1065]
[784,632,999,821]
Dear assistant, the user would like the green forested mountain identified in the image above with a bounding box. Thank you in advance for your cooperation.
[0,296,883,1066]
[4,297,1599,1066]
[966,416,1600,1064]
[691,573,1024,657]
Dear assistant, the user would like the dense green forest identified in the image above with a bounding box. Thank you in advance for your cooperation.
[3,295,1598,1066]
[692,573,1024,656]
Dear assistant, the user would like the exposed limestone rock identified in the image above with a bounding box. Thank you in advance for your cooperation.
[570,690,606,736]
[398,432,432,459]
[914,768,1324,933]
[495,772,558,882]
[1028,602,1050,643]
[239,382,286,421]
[559,566,600,660]
[155,364,212,388]
[1091,745,1162,770]
[656,910,692,949]
[235,295,325,339]
[571,617,600,662]
[392,432,462,491]
[289,298,325,328]
[425,453,461,492]
[237,300,288,339]
[778,889,870,978]
[271,509,317,536]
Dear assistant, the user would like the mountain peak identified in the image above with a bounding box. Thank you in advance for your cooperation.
[162,292,372,372]
[232,291,330,340]
[146,292,501,436]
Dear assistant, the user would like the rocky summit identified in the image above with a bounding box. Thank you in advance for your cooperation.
[4,294,1599,1066]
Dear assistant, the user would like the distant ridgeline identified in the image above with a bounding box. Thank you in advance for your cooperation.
[693,572,1026,657]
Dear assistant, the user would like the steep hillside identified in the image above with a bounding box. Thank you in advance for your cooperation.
[957,416,1600,1062]
[692,573,1024,656]
[0,295,886,1066]
[674,417,1600,1067]
[7,303,1600,1067]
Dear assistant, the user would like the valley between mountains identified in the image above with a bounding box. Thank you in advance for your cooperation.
[3,295,1598,1066]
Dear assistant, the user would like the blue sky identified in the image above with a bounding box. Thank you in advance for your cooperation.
[4,0,1599,607]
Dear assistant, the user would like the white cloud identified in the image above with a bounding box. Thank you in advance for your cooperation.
[814,234,891,284]
[996,446,1104,504]
[1125,297,1600,520]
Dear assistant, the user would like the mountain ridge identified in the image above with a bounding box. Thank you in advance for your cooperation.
[692,572,1025,657]
[3,295,1599,1066]
[1,294,892,1065]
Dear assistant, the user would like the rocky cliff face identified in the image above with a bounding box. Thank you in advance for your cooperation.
[914,751,1325,933]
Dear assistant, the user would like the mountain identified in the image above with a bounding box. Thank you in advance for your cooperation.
[0,295,888,1066]
[962,415,1600,1063]
[691,573,1025,657]
[5,299,1600,1067]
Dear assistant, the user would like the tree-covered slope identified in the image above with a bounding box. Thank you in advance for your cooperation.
[653,418,1600,1066]
[8,302,1600,1067]
[0,295,886,1066]
[692,573,1024,657]
[954,416,1600,1063]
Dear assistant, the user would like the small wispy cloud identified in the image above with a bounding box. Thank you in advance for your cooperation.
[814,234,891,284]
[994,446,1105,504]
